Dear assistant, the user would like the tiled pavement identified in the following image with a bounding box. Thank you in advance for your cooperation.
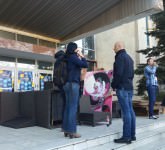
[0,115,165,150]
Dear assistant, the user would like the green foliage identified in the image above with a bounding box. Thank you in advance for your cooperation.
[136,76,146,95]
[135,1,165,95]
[156,91,165,102]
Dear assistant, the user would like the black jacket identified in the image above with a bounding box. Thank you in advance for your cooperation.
[53,50,66,90]
[67,54,88,83]
[54,50,65,66]
[111,49,134,90]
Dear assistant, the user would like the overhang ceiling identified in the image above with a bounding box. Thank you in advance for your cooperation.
[0,0,164,43]
[0,0,120,41]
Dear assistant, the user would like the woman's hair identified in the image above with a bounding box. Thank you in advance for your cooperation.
[65,42,77,56]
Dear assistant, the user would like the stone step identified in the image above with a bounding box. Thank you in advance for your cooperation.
[90,125,165,150]
[130,133,165,150]
[54,120,165,150]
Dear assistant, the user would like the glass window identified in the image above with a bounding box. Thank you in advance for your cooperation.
[17,63,35,70]
[0,61,15,68]
[83,49,95,60]
[0,56,15,62]
[87,61,97,71]
[17,58,35,69]
[75,40,83,48]
[74,36,95,60]
[0,30,15,40]
[57,43,66,49]
[17,58,35,64]
[38,61,53,70]
[17,34,37,44]
[39,39,56,48]
[83,36,94,50]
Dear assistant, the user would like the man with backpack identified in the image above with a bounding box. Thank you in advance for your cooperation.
[53,50,67,129]
[53,50,67,88]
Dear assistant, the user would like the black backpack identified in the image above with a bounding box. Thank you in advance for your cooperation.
[53,54,68,87]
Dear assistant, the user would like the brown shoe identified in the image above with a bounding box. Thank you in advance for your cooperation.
[69,133,81,139]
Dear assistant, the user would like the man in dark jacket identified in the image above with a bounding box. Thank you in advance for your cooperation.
[53,50,66,130]
[111,41,136,144]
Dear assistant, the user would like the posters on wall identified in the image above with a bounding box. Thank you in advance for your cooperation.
[18,71,34,91]
[83,70,113,113]
[0,70,13,92]
[40,73,52,90]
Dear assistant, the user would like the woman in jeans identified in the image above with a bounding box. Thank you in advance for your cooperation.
[144,58,158,119]
[63,42,88,138]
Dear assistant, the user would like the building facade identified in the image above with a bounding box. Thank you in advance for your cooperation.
[95,17,156,70]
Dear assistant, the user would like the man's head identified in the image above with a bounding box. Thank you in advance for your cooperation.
[113,41,125,53]
[147,57,155,66]
[54,50,65,59]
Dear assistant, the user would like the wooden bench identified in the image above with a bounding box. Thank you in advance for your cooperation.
[133,100,161,116]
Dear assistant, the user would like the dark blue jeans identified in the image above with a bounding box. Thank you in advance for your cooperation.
[58,87,66,130]
[147,85,158,117]
[63,82,80,133]
[116,88,136,140]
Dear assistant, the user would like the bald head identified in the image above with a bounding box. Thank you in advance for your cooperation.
[113,41,125,53]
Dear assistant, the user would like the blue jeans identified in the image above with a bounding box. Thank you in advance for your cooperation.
[58,88,66,130]
[116,88,136,140]
[147,85,158,117]
[63,82,80,133]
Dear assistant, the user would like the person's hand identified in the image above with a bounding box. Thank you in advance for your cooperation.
[77,51,84,58]
[153,61,158,67]
[75,48,84,58]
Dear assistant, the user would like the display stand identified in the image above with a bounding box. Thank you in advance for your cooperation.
[78,96,112,126]
[0,90,63,129]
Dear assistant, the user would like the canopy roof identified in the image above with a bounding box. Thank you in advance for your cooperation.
[0,0,163,42]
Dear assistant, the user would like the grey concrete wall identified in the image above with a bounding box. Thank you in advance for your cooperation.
[95,21,137,70]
